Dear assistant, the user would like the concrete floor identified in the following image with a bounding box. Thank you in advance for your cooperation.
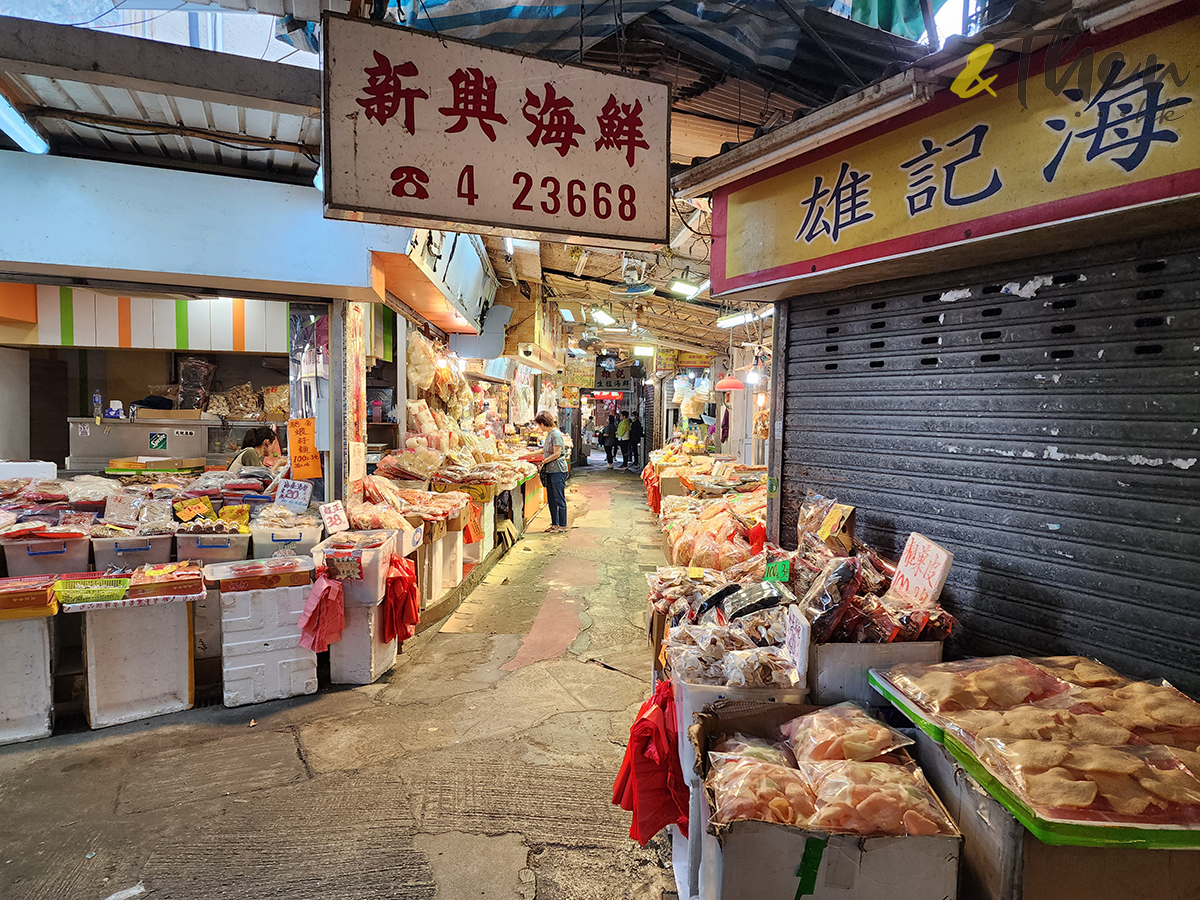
[0,465,673,900]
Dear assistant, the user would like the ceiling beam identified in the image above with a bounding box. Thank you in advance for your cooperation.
[0,15,320,117]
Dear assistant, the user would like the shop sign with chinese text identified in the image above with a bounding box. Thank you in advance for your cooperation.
[323,14,669,243]
[714,10,1200,292]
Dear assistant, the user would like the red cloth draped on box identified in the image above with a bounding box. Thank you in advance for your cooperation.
[641,463,661,515]
[381,555,420,643]
[612,679,689,844]
[299,568,345,652]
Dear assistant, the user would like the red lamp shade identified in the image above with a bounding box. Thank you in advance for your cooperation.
[716,373,745,392]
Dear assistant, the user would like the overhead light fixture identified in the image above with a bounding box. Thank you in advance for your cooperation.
[573,250,590,276]
[690,279,711,300]
[716,372,745,392]
[560,308,575,322]
[603,327,629,333]
[312,165,324,191]
[591,306,617,326]
[746,368,761,385]
[757,307,775,319]
[633,346,654,357]
[503,236,514,255]
[0,94,48,154]
[716,311,754,328]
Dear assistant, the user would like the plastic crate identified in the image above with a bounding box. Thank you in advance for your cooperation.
[175,533,251,565]
[311,530,395,607]
[54,575,130,607]
[249,525,322,558]
[2,538,91,577]
[91,534,173,571]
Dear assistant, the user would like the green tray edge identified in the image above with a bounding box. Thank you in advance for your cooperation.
[943,733,1200,849]
[867,670,946,743]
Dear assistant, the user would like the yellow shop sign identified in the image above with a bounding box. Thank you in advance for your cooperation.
[713,7,1200,292]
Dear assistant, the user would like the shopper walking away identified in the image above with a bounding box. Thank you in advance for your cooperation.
[580,416,595,466]
[602,416,618,468]
[536,411,570,531]
[629,412,645,469]
[616,411,632,469]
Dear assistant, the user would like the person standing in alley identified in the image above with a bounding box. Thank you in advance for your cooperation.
[629,412,644,470]
[536,410,570,532]
[616,411,632,469]
[602,414,618,468]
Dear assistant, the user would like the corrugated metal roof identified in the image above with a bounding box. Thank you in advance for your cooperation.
[2,70,319,178]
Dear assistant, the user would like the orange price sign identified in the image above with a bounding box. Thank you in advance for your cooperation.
[287,418,323,480]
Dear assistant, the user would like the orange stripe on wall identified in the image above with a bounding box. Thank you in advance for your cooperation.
[232,298,245,351]
[117,297,131,347]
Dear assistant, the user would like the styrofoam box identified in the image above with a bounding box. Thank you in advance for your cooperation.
[2,537,91,577]
[91,534,173,571]
[0,617,53,745]
[440,530,464,591]
[176,533,251,565]
[672,678,807,785]
[311,530,395,607]
[416,542,443,610]
[0,460,56,480]
[83,602,194,728]
[809,640,942,705]
[329,603,398,685]
[220,584,316,707]
[193,587,222,660]
[249,525,323,559]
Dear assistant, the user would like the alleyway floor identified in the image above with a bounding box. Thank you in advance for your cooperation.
[0,466,672,900]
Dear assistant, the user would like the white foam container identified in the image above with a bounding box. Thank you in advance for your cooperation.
[83,600,194,728]
[0,616,53,745]
[441,530,464,591]
[219,583,317,707]
[176,533,251,565]
[2,537,91,577]
[249,525,322,558]
[91,534,173,571]
[329,603,398,685]
[311,530,396,607]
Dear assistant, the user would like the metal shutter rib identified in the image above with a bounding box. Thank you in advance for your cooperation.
[780,241,1200,697]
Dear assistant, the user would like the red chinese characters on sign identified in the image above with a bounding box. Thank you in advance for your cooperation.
[439,67,508,141]
[390,165,430,199]
[357,51,428,135]
[523,83,586,157]
[595,95,649,167]
[887,533,954,605]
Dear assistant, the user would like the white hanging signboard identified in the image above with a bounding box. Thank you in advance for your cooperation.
[322,13,670,243]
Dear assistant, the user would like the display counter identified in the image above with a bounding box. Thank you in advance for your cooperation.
[67,417,283,470]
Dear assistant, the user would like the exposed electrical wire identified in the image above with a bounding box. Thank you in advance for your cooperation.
[67,1,129,27]
[90,3,186,30]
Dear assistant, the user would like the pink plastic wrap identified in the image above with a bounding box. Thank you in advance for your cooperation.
[780,703,914,763]
[806,760,956,836]
[707,755,816,826]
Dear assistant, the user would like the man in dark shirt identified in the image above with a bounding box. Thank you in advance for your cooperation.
[629,412,645,469]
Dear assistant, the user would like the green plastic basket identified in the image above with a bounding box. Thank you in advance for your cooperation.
[54,577,130,605]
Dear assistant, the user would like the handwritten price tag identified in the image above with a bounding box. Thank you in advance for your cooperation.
[320,501,350,534]
[764,559,791,583]
[276,479,313,513]
[887,533,954,605]
[327,554,364,581]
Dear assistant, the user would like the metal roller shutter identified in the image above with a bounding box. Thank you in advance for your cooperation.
[780,239,1200,697]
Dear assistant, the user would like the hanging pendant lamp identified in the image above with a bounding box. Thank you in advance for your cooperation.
[716,372,745,392]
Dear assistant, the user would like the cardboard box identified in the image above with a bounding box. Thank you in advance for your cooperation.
[144,409,206,420]
[432,481,497,502]
[407,515,447,545]
[106,456,206,471]
[911,730,1200,900]
[446,506,468,532]
[810,640,943,705]
[648,603,668,677]
[660,475,686,497]
[693,701,961,900]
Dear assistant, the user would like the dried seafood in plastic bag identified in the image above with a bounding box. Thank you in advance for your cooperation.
[780,703,914,762]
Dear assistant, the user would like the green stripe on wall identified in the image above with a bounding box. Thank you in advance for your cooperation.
[383,309,394,363]
[175,299,189,350]
[59,286,74,346]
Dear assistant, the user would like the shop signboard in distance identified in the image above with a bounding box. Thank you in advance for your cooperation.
[322,13,669,243]
[276,479,313,513]
[320,501,351,535]
[887,533,954,605]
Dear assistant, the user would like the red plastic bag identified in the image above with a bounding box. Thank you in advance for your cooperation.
[463,501,484,544]
[612,679,690,844]
[381,555,420,644]
[298,570,345,653]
